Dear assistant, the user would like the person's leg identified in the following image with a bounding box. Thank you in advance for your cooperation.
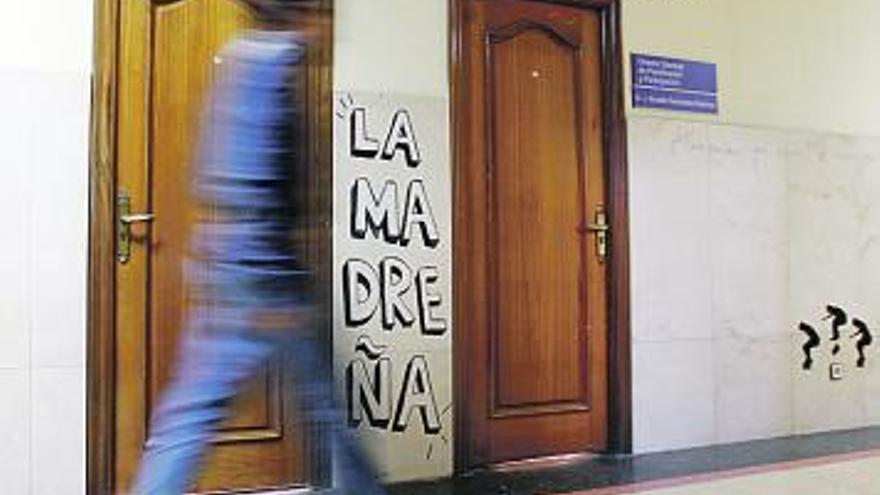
[130,326,275,495]
[131,316,385,494]
[279,333,386,494]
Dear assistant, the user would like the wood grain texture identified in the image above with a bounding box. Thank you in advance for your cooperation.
[601,0,632,455]
[88,0,120,492]
[114,0,150,487]
[489,26,586,411]
[452,0,629,470]
[90,0,335,492]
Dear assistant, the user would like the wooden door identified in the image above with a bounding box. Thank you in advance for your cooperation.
[456,0,609,466]
[112,1,331,492]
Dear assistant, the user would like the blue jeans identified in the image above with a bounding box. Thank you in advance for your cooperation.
[131,317,384,494]
[132,32,383,495]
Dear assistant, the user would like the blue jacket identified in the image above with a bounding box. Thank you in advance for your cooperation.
[189,31,311,313]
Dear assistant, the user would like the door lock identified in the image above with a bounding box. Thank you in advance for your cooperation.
[117,190,154,264]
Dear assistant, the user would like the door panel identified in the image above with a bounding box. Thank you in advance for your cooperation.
[491,25,587,413]
[114,0,327,492]
[458,0,608,466]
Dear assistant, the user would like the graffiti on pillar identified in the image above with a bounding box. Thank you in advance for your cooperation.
[336,93,451,445]
[797,304,874,377]
[346,335,443,434]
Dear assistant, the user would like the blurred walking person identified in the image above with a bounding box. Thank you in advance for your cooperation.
[130,2,384,493]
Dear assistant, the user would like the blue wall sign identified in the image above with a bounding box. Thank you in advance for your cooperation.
[631,53,718,114]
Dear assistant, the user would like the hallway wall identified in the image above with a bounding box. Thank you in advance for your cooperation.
[331,0,880,466]
[623,0,880,136]
[629,118,880,452]
[2,1,879,491]
[0,1,92,493]
[624,0,880,453]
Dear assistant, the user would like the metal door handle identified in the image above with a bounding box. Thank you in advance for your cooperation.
[117,191,154,264]
[120,213,155,224]
[578,206,610,263]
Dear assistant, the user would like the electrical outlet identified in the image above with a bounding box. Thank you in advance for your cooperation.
[829,362,844,381]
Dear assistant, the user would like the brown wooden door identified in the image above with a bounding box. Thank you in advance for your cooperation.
[112,1,330,492]
[456,0,609,467]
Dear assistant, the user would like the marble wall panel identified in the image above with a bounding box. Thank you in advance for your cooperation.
[630,116,880,453]
[629,118,714,344]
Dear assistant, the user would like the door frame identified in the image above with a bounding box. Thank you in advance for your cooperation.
[87,1,335,492]
[450,0,631,472]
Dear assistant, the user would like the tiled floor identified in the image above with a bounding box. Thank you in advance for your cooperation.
[387,427,880,495]
[575,451,880,494]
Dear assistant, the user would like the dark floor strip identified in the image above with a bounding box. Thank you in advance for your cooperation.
[386,426,880,495]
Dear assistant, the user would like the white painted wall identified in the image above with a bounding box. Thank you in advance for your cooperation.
[625,0,880,453]
[334,0,448,98]
[623,0,880,136]
[0,1,92,493]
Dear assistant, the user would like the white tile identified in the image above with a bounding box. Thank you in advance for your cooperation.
[26,72,90,368]
[791,332,867,434]
[707,125,789,341]
[714,336,793,444]
[787,186,861,320]
[855,139,880,425]
[632,340,716,453]
[711,230,788,341]
[629,122,880,451]
[0,0,93,73]
[785,131,869,431]
[786,131,866,196]
[0,72,32,369]
[786,132,862,289]
[31,367,85,495]
[865,355,880,425]
[853,137,880,316]
[21,71,92,116]
[786,133,863,342]
[0,369,31,495]
[629,117,714,342]
[784,130,879,436]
